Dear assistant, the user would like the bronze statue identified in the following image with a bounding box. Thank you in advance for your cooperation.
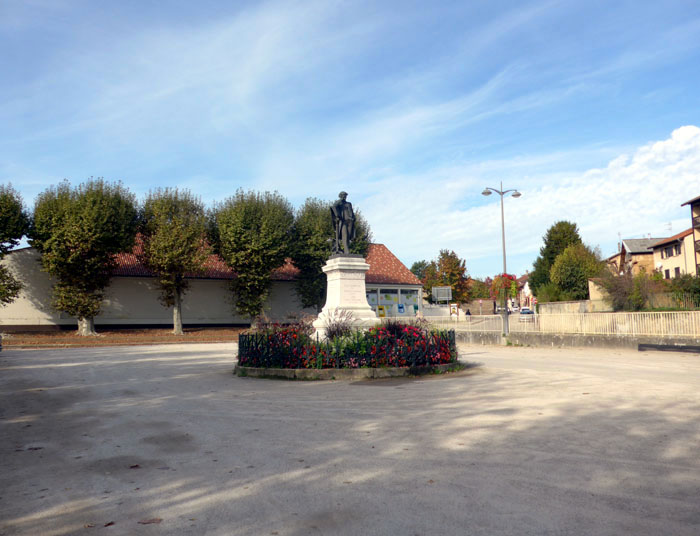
[330,191,355,254]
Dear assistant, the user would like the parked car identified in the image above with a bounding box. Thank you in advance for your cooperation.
[519,307,535,322]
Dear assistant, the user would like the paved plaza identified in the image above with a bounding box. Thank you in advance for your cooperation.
[1,342,700,535]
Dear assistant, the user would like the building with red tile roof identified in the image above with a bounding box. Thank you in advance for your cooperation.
[651,228,695,280]
[0,243,423,330]
[112,243,421,285]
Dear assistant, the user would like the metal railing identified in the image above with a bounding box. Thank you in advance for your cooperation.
[383,315,504,332]
[385,311,700,337]
[508,311,700,337]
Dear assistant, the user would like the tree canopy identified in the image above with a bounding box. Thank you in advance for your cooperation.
[530,221,582,295]
[0,184,29,305]
[212,190,294,319]
[410,260,429,281]
[549,243,604,300]
[290,197,372,311]
[422,250,470,303]
[490,273,518,303]
[30,179,138,334]
[139,188,210,334]
[469,277,491,299]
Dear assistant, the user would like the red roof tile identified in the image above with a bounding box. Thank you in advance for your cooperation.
[652,228,693,248]
[365,244,422,285]
[112,243,420,286]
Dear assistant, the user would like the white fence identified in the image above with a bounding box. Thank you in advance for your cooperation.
[510,311,700,337]
[400,312,700,338]
[424,315,503,332]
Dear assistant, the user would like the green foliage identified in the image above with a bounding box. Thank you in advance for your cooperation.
[139,188,210,307]
[290,197,372,311]
[422,250,470,303]
[30,179,138,324]
[0,184,30,255]
[549,243,604,300]
[0,265,23,306]
[469,278,491,299]
[535,281,564,302]
[410,260,429,280]
[530,221,582,294]
[238,324,456,369]
[670,274,700,300]
[212,190,295,318]
[0,184,30,305]
[489,273,517,307]
[598,268,669,311]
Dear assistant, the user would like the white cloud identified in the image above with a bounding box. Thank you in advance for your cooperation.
[361,126,700,276]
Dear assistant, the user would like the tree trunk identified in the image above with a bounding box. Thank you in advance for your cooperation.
[77,317,96,336]
[173,291,183,335]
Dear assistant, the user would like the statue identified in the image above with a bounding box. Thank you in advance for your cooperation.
[330,191,356,255]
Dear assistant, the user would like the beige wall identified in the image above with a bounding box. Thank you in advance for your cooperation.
[653,234,695,279]
[1,248,316,328]
[691,204,700,274]
[0,248,70,327]
[607,250,654,275]
[629,253,654,275]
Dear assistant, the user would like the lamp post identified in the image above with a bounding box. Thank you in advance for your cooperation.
[482,182,521,335]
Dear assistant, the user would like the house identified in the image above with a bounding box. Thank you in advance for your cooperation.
[681,195,700,276]
[516,273,532,308]
[606,237,664,275]
[0,243,422,331]
[652,229,694,279]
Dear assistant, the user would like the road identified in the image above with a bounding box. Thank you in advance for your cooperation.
[1,343,699,535]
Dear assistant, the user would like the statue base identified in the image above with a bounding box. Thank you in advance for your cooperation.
[313,255,378,340]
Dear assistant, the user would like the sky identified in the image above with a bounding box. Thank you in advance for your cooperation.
[3,0,700,278]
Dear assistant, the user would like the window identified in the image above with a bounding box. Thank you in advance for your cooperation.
[663,246,674,258]
[675,267,681,278]
[674,244,681,256]
[664,269,670,279]
[379,289,398,306]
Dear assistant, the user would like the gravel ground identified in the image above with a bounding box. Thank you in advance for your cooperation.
[1,328,245,349]
[1,343,700,535]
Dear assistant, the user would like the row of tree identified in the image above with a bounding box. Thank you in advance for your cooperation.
[410,250,516,306]
[410,222,604,308]
[0,180,371,335]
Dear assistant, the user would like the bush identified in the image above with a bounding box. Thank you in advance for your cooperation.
[324,309,354,340]
[238,324,457,369]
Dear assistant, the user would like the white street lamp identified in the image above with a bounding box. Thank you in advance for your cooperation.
[482,182,521,335]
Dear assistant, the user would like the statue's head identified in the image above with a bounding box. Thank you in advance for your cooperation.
[339,191,348,199]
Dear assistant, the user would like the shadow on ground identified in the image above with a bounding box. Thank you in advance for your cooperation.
[1,344,699,535]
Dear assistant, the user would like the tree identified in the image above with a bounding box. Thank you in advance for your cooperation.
[290,197,372,311]
[530,221,582,295]
[670,274,700,308]
[421,250,470,303]
[410,260,429,281]
[212,190,294,319]
[30,179,138,335]
[600,268,668,311]
[0,184,30,305]
[549,243,604,300]
[490,273,517,307]
[469,278,491,299]
[138,188,210,335]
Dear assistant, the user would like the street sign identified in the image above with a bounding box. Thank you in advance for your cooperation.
[432,286,452,303]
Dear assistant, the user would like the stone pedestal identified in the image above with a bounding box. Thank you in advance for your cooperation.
[313,254,378,339]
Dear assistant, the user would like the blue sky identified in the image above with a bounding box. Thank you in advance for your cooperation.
[3,0,700,278]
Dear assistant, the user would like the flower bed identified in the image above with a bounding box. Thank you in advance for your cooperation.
[238,323,457,369]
